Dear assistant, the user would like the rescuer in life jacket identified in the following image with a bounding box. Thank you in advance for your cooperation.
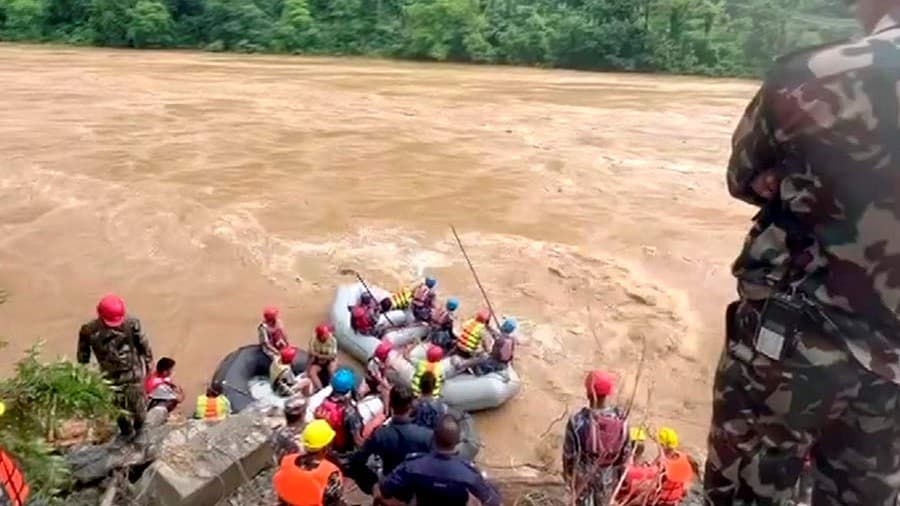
[463,317,517,376]
[412,345,444,398]
[361,340,394,408]
[307,324,339,392]
[654,427,695,506]
[194,380,231,422]
[270,346,313,398]
[411,277,438,322]
[617,427,657,504]
[273,419,345,506]
[144,357,184,413]
[350,304,376,336]
[428,297,459,352]
[452,309,492,359]
[314,368,366,455]
[412,371,448,430]
[258,305,290,360]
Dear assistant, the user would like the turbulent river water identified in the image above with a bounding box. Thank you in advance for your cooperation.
[0,44,760,469]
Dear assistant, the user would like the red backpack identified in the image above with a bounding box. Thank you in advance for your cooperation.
[314,398,348,451]
[579,408,627,466]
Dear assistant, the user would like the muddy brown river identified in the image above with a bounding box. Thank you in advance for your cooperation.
[0,44,759,469]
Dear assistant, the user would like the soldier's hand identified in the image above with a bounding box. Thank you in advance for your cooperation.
[751,169,780,200]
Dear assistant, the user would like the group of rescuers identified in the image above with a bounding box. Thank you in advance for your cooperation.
[77,278,695,506]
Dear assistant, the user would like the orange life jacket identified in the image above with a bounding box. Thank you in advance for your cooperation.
[194,395,229,421]
[0,448,29,506]
[411,360,442,397]
[456,318,485,353]
[657,452,694,505]
[272,454,342,506]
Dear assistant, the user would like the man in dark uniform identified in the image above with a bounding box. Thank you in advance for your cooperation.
[376,414,501,506]
[705,1,900,504]
[78,294,153,440]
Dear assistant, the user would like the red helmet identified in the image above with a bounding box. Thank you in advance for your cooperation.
[97,294,126,327]
[426,345,444,363]
[315,324,332,342]
[263,305,279,323]
[374,340,393,361]
[280,346,297,364]
[351,306,366,318]
[475,309,491,324]
[585,370,615,398]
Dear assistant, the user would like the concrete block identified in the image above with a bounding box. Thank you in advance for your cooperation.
[137,413,274,506]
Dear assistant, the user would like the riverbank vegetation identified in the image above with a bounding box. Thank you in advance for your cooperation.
[0,0,855,76]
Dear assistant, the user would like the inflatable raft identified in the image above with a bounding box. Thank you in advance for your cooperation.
[330,283,521,412]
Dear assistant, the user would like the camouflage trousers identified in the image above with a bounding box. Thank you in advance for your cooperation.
[704,299,900,506]
[113,380,147,437]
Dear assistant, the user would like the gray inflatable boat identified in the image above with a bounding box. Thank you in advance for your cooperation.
[330,283,521,412]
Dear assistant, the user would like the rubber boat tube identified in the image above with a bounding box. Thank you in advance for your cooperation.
[211,344,315,413]
[330,284,521,412]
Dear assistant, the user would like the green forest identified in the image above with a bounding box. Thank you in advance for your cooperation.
[0,0,856,76]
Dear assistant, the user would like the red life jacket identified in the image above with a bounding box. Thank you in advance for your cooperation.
[314,398,348,452]
[350,305,374,334]
[261,322,288,349]
[0,448,29,506]
[578,408,627,466]
[491,334,515,363]
[144,372,171,396]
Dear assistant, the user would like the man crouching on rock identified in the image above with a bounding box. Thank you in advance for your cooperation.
[78,294,153,442]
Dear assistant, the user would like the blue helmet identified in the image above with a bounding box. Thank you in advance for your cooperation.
[425,277,437,289]
[500,318,517,334]
[446,297,459,311]
[331,368,355,395]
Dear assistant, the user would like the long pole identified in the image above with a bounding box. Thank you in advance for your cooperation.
[339,268,395,326]
[450,225,502,329]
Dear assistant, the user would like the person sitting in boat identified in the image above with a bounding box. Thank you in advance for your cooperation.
[412,345,444,398]
[428,297,459,352]
[452,309,491,359]
[464,317,517,376]
[412,371,448,430]
[314,368,366,455]
[270,395,308,462]
[380,284,413,314]
[411,277,438,322]
[144,357,184,412]
[361,340,393,408]
[308,324,338,391]
[270,346,313,398]
[258,305,290,360]
[194,380,231,421]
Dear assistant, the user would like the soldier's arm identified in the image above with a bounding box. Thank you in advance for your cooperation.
[726,85,778,207]
[132,319,154,368]
[77,324,92,365]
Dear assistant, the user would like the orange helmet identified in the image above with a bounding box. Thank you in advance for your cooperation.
[475,309,491,324]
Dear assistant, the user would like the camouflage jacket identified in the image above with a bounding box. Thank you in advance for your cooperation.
[270,424,303,462]
[77,317,153,383]
[729,10,900,383]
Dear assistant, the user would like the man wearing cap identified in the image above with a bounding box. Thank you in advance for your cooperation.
[563,370,629,506]
[78,294,154,440]
[270,396,308,461]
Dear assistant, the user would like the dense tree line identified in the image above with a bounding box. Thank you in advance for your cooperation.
[0,0,856,76]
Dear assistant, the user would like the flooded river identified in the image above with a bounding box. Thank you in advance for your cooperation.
[0,44,759,468]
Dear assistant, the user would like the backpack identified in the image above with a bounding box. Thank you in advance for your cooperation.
[314,398,348,451]
[579,408,627,466]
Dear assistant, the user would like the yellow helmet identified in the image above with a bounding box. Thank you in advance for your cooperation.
[302,420,336,451]
[0,400,5,417]
[657,427,679,450]
[629,426,648,442]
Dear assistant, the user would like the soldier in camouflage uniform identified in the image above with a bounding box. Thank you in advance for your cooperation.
[704,2,900,505]
[270,396,307,461]
[78,294,154,439]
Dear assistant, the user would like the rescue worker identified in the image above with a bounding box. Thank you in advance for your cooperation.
[270,346,313,398]
[314,368,365,455]
[361,340,393,407]
[563,370,629,506]
[380,285,413,314]
[144,357,184,412]
[656,427,694,506]
[377,414,501,506]
[705,3,900,504]
[428,297,459,351]
[348,384,433,494]
[468,317,516,376]
[259,305,289,360]
[453,309,491,359]
[194,380,231,421]
[412,371,448,430]
[78,294,154,440]
[307,324,338,391]
[411,276,438,322]
[411,345,444,398]
[270,396,308,462]
[273,419,345,506]
[617,427,655,505]
[350,305,376,336]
